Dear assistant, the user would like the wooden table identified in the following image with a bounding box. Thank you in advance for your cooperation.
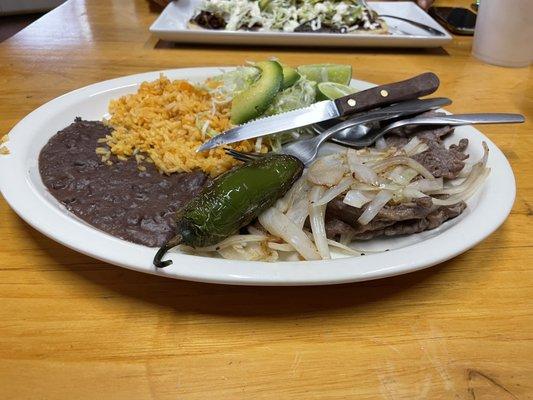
[0,1,531,398]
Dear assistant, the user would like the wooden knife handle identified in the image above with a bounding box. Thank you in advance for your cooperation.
[334,72,440,117]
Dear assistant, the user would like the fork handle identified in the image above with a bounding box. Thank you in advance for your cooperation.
[356,112,526,147]
[334,72,440,117]
[402,113,525,126]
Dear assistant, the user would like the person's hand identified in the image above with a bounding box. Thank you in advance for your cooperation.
[416,0,434,10]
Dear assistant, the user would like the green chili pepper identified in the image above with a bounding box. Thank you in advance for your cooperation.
[153,154,303,267]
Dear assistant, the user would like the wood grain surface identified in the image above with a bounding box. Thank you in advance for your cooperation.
[0,0,531,398]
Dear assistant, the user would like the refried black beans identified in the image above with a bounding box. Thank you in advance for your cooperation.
[39,118,208,247]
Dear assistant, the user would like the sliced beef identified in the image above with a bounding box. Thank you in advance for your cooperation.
[325,197,436,238]
[353,202,466,240]
[384,122,469,179]
[325,202,466,240]
[326,196,435,228]
[375,197,435,221]
[325,218,359,238]
[426,202,466,228]
[324,116,471,242]
[325,217,396,238]
[294,23,343,33]
[413,135,469,179]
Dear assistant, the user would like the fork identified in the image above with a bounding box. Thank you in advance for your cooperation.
[359,0,445,36]
[226,113,525,164]
[339,113,525,148]
[225,114,397,165]
[379,15,447,36]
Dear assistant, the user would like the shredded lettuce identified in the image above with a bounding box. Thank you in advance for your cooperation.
[202,0,263,30]
[194,0,380,32]
[263,77,317,151]
[202,66,260,103]
[264,77,317,116]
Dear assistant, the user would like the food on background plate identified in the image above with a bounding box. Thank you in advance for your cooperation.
[37,59,490,264]
[189,0,388,35]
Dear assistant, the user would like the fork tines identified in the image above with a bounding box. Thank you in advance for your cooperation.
[223,148,263,163]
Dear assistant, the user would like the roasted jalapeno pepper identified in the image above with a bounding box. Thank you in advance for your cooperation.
[153,154,303,267]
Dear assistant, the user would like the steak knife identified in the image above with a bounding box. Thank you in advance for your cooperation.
[197,72,440,152]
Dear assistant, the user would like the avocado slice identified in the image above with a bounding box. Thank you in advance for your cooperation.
[281,65,300,89]
[230,61,283,125]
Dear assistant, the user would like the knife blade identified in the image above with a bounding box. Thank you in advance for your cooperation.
[197,72,440,152]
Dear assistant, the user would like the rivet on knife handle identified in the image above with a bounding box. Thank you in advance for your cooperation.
[334,72,440,117]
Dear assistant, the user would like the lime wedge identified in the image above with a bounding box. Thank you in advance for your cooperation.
[296,64,352,85]
[316,82,358,101]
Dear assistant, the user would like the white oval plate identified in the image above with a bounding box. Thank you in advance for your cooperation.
[0,68,515,285]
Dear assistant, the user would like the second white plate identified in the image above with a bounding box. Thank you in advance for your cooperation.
[150,1,452,48]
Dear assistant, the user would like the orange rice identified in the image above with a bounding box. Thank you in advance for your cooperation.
[101,75,253,177]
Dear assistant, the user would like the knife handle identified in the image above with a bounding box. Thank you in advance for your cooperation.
[334,72,440,117]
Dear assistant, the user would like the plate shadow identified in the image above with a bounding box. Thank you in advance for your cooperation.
[20,218,454,318]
